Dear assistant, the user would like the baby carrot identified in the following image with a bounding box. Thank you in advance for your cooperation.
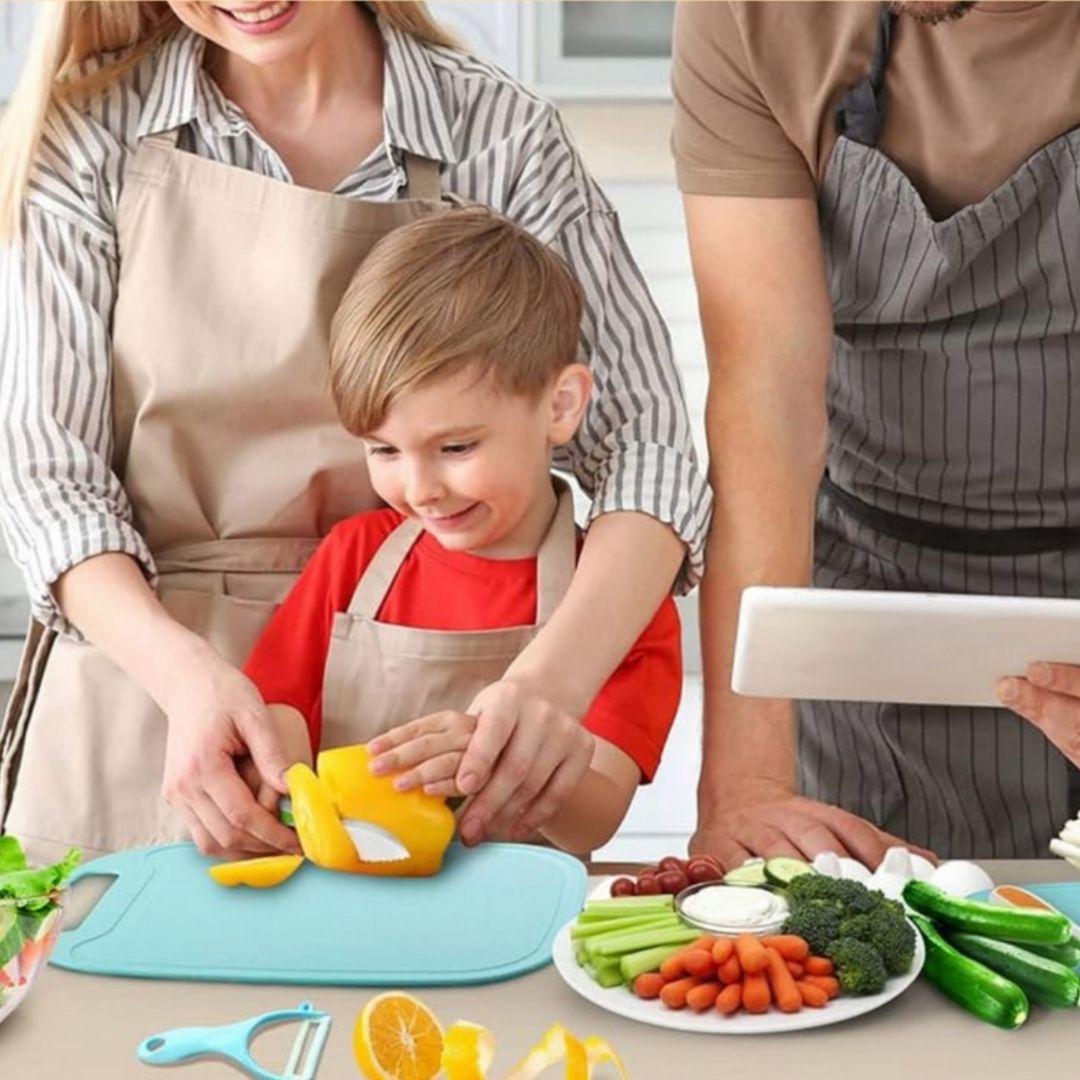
[711,937,735,965]
[686,981,723,1012]
[716,982,743,1016]
[660,952,688,981]
[804,974,841,999]
[804,956,835,976]
[764,946,802,1013]
[786,961,804,979]
[683,950,717,978]
[717,952,742,984]
[734,933,769,975]
[761,935,810,962]
[633,972,666,999]
[796,980,829,1008]
[660,975,704,1010]
[742,971,772,1014]
[689,935,718,953]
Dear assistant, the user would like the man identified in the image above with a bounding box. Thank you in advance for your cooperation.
[675,0,1080,864]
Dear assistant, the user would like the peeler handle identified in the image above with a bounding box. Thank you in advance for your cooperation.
[137,1003,324,1080]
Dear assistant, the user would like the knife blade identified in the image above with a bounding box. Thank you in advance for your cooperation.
[278,798,410,863]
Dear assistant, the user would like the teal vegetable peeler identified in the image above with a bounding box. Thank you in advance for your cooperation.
[137,1001,331,1080]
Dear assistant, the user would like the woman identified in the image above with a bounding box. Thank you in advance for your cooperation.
[0,2,709,864]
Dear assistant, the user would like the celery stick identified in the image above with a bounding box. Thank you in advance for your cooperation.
[620,944,685,984]
[571,913,680,940]
[583,896,675,917]
[582,919,682,959]
[574,942,589,967]
[590,924,699,959]
[594,963,626,989]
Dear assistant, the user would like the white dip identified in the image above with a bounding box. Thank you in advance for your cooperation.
[680,886,789,930]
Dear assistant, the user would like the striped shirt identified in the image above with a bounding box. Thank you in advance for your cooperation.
[0,15,710,636]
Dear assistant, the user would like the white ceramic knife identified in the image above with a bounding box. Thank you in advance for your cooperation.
[278,798,409,863]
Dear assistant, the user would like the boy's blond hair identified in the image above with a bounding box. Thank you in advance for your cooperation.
[329,207,584,434]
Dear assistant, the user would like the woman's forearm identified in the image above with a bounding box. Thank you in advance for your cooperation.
[53,552,213,710]
[504,510,684,715]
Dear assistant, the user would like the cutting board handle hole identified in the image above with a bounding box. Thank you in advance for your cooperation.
[64,873,118,931]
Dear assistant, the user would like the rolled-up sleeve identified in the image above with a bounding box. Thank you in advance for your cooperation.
[550,211,711,591]
[0,200,156,637]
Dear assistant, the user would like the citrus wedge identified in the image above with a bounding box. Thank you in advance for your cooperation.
[441,1020,496,1080]
[354,991,444,1080]
[583,1036,628,1078]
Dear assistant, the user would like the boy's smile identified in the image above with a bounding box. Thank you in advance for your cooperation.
[361,363,589,559]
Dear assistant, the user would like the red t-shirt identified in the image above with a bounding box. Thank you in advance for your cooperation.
[243,508,681,781]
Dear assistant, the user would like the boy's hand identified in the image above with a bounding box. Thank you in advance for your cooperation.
[453,680,594,845]
[368,712,478,795]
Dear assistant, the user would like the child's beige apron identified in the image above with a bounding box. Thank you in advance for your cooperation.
[319,482,576,747]
[0,129,446,864]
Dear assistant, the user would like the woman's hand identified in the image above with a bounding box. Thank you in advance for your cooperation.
[160,651,301,859]
[997,662,1080,767]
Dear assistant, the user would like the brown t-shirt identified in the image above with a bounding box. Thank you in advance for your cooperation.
[672,1,1080,218]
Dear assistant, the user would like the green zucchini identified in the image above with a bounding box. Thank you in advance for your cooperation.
[947,931,1080,1009]
[903,880,1071,946]
[1023,935,1080,970]
[910,914,1029,1029]
[763,857,815,887]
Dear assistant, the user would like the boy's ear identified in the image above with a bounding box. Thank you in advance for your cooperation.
[548,363,593,445]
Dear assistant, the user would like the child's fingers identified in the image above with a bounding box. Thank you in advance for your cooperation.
[371,731,472,778]
[392,751,468,792]
[423,778,463,797]
[367,711,474,758]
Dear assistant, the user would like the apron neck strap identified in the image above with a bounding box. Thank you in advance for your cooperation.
[345,477,577,623]
[403,153,442,201]
[835,3,895,148]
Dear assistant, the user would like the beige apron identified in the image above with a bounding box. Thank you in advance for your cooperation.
[320,481,576,747]
[0,127,446,865]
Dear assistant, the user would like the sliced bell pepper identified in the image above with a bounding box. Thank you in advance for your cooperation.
[207,854,304,889]
[317,744,455,878]
[284,763,364,872]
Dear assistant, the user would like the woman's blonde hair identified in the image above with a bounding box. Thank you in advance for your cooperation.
[0,2,458,242]
[330,207,585,435]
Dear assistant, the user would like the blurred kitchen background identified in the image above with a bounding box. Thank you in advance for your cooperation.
[0,1,707,861]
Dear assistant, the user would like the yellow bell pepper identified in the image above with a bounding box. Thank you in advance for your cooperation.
[208,854,304,888]
[285,762,365,872]
[317,744,455,878]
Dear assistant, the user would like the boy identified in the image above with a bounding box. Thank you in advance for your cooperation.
[243,208,681,855]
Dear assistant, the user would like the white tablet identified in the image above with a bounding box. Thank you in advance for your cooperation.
[731,586,1080,707]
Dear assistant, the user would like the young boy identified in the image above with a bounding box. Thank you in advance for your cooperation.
[243,208,681,855]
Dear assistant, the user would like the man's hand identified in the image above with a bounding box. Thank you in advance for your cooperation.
[997,662,1080,767]
[693,781,937,871]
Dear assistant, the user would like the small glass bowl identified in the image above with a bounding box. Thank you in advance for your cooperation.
[0,892,65,1027]
[675,881,790,937]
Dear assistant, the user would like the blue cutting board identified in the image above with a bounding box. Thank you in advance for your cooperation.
[975,881,1080,925]
[51,842,585,986]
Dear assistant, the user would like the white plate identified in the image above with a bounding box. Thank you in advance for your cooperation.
[551,921,925,1035]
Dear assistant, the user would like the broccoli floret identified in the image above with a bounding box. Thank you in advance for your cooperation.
[838,908,915,976]
[782,900,843,956]
[826,937,888,995]
[785,874,874,910]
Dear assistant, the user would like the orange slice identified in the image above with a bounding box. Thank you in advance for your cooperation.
[354,992,445,1080]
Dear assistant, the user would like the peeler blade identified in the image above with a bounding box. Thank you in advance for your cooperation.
[278,800,409,863]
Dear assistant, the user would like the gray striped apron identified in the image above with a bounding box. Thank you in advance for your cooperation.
[802,5,1080,858]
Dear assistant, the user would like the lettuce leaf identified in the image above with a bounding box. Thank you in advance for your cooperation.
[0,838,80,912]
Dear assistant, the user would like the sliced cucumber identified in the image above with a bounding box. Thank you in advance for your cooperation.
[947,931,1080,1009]
[911,914,1029,1030]
[723,862,768,887]
[904,880,1071,946]
[763,857,815,887]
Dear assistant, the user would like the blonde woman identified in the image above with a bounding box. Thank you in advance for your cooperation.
[0,2,709,865]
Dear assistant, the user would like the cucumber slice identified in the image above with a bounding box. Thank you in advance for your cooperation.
[763,857,815,887]
[723,862,768,887]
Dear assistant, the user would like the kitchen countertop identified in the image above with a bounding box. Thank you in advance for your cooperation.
[1,860,1077,1079]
